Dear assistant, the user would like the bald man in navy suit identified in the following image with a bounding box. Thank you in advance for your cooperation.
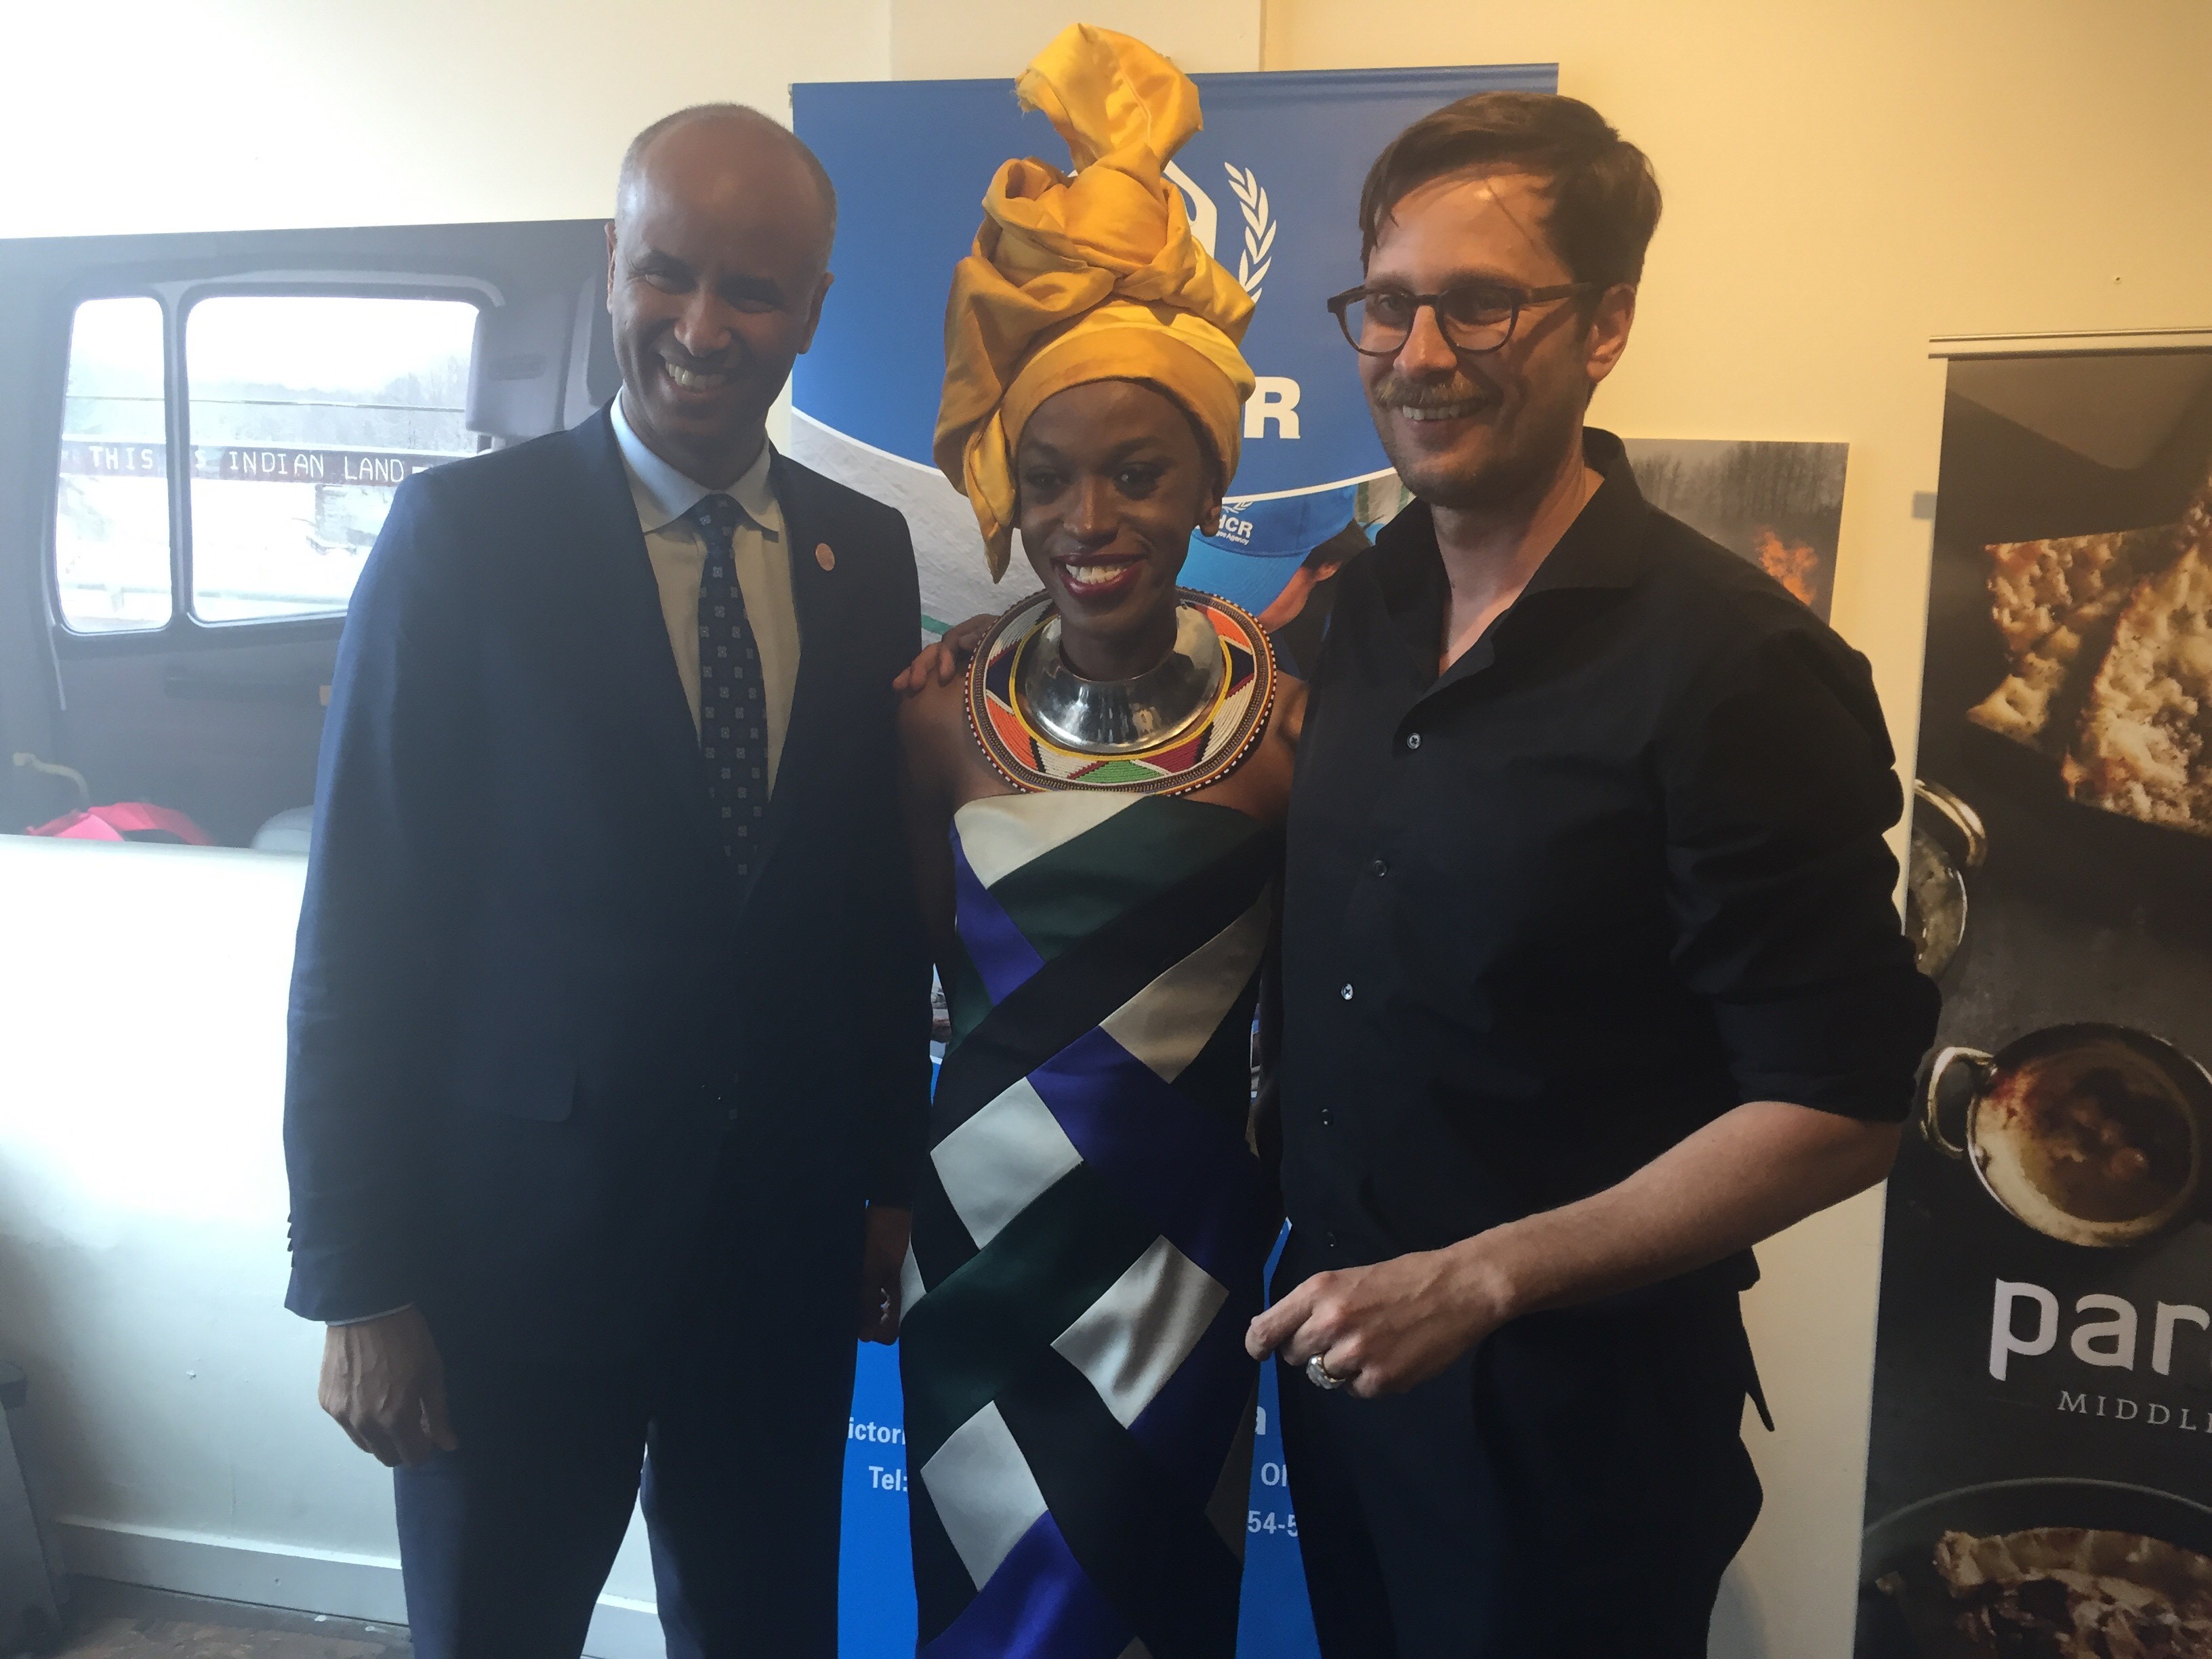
[285,105,930,1658]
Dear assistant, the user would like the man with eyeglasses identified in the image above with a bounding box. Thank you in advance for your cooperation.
[1240,93,1940,1656]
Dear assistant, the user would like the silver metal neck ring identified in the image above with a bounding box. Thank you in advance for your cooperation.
[1014,603,1225,756]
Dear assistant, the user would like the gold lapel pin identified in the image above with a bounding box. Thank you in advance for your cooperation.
[815,542,836,572]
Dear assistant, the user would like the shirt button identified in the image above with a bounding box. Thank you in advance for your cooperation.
[1405,733,1422,750]
[1325,1231,1340,1250]
[1340,983,1355,1001]
[1370,857,1389,878]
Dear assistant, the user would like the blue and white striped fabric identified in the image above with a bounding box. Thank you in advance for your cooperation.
[901,792,1279,1659]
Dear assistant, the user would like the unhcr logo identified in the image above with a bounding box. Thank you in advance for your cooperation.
[1168,160,1300,442]
[1166,159,1276,302]
[1223,164,1277,299]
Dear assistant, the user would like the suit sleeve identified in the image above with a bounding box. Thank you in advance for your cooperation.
[1659,624,1941,1121]
[283,479,471,1321]
[852,509,935,1204]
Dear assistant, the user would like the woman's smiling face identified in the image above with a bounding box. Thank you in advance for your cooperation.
[1015,379,1222,679]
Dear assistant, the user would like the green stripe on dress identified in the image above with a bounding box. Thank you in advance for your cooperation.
[986,796,1269,966]
[931,831,1277,1141]
[901,1159,1161,1469]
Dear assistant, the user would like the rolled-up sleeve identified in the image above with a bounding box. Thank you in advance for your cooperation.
[1660,626,1941,1120]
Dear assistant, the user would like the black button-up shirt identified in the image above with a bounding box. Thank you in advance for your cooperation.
[1279,429,1940,1271]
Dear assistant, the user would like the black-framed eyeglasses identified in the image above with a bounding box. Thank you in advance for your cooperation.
[1326,281,1601,358]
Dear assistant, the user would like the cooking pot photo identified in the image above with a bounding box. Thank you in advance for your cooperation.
[1921,1022,2209,1248]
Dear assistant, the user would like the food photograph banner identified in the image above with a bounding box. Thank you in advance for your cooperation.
[1856,347,2212,1656]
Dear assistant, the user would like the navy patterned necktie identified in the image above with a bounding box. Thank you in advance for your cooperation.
[691,493,768,877]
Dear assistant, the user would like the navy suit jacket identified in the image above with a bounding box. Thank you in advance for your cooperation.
[282,406,932,1357]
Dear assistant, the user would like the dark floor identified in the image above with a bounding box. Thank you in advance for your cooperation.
[49,1580,411,1659]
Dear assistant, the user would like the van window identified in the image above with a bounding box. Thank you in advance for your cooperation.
[54,295,171,634]
[185,295,478,623]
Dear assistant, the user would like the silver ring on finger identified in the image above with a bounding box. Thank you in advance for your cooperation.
[1305,1354,1349,1391]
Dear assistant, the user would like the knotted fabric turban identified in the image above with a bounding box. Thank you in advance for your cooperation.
[933,23,1257,580]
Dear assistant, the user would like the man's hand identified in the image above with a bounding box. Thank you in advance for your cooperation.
[893,615,994,697]
[1250,1100,1902,1401]
[859,1204,914,1344]
[1246,1245,1510,1399]
[319,1307,458,1467]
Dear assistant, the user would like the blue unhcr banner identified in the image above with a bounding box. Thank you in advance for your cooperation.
[801,58,1559,1659]
[790,60,1557,639]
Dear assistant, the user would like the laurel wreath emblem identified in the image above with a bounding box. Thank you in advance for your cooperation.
[1223,163,1275,300]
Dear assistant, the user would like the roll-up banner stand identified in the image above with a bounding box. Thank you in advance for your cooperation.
[1857,328,2212,1656]
[794,62,1558,1658]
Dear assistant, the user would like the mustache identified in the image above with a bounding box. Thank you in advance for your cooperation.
[1368,371,1496,410]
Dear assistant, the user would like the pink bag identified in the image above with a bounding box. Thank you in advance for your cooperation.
[26,803,213,845]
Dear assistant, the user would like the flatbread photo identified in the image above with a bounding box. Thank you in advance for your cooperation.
[1963,458,2212,837]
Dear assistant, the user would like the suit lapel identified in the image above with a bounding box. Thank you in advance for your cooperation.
[746,453,840,902]
[565,410,716,855]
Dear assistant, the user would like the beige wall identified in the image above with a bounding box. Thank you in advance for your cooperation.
[0,0,888,234]
[0,1,1274,235]
[3,2,2207,1654]
[890,0,1261,75]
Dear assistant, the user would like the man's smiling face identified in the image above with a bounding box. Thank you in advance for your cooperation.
[1359,165,1629,514]
[606,115,833,487]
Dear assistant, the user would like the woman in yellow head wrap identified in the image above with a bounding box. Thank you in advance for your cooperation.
[894,25,1304,1658]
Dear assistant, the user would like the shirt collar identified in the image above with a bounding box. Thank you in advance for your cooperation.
[1371,426,1647,684]
[1375,427,1645,598]
[609,390,778,537]
[1517,426,1645,597]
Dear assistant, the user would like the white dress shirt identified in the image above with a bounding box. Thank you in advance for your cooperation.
[609,392,802,794]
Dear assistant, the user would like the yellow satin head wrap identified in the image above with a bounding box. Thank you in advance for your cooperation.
[933,24,1257,580]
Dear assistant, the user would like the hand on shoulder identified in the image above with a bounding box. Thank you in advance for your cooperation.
[896,659,969,742]
[893,613,996,697]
